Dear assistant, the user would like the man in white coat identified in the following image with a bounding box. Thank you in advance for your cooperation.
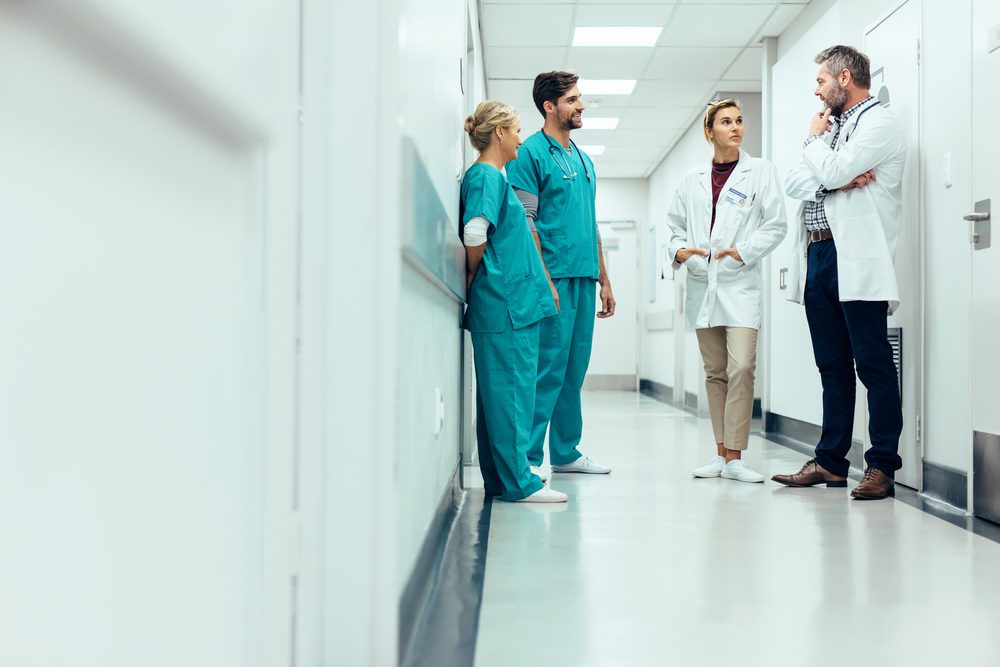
[771,45,905,500]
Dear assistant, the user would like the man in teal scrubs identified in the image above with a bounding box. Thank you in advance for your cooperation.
[506,71,616,475]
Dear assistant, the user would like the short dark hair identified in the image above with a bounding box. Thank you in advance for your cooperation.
[532,71,579,118]
[815,45,871,89]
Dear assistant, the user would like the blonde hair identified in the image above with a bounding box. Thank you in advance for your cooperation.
[465,100,519,152]
[703,98,741,143]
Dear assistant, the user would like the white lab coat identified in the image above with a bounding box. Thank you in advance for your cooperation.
[667,150,787,329]
[784,100,906,314]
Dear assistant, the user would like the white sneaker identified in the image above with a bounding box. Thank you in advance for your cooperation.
[530,465,550,482]
[517,486,568,503]
[551,456,611,474]
[692,455,726,478]
[721,459,764,483]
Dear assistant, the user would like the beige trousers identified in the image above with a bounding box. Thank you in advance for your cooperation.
[695,327,758,451]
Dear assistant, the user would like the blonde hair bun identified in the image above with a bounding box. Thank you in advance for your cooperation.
[465,100,519,152]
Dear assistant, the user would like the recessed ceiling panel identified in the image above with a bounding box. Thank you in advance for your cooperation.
[644,47,742,80]
[593,162,650,178]
[619,106,700,129]
[485,47,568,79]
[723,47,763,80]
[481,5,575,47]
[757,3,810,38]
[660,4,773,47]
[566,47,655,79]
[573,3,675,26]
[630,79,715,106]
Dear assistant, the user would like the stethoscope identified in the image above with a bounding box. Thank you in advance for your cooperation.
[542,131,591,182]
[839,99,880,144]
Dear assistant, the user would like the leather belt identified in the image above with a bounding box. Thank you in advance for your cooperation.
[808,228,834,243]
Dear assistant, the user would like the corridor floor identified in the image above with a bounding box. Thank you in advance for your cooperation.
[473,391,1000,667]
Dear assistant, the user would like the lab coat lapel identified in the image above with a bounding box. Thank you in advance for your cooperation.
[712,150,752,249]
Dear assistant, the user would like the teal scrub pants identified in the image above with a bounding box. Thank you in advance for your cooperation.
[472,319,545,502]
[528,277,597,466]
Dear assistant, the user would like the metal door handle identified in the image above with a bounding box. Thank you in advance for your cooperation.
[779,267,788,290]
[964,212,990,222]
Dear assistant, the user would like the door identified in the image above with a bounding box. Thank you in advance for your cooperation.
[970,0,1000,520]
[590,221,639,389]
[864,1,922,489]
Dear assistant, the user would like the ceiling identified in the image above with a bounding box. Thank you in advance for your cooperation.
[479,0,811,178]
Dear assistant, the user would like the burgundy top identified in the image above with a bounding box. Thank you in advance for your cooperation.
[710,159,738,232]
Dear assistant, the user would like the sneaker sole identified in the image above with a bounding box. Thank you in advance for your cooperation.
[692,471,722,478]
[721,473,765,483]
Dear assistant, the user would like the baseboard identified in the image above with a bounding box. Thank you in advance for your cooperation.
[922,460,968,511]
[399,464,462,663]
[762,410,863,473]
[583,374,637,391]
[639,378,673,404]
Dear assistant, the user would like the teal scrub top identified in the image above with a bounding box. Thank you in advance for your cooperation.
[460,162,557,333]
[505,130,599,280]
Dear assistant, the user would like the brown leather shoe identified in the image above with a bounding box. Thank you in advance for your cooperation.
[851,467,895,500]
[771,458,848,487]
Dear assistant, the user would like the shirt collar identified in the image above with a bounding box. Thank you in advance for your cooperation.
[836,96,877,124]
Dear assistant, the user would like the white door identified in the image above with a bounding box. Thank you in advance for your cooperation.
[591,221,638,388]
[864,1,922,489]
[970,0,1000,517]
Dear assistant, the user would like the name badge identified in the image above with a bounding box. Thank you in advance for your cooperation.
[724,187,748,206]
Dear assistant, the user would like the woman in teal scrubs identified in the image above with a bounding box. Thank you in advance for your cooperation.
[461,100,566,503]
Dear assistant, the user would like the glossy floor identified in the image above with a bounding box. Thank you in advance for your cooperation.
[474,391,1000,667]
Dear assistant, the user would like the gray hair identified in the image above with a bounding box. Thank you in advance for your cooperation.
[815,45,871,89]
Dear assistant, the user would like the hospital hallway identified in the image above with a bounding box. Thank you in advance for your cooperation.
[403,391,1000,667]
[6,0,1000,665]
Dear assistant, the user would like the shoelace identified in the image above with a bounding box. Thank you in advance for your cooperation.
[861,468,880,483]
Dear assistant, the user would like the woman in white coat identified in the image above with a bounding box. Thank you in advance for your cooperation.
[666,99,787,483]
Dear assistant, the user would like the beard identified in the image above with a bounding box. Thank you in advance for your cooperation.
[825,85,849,116]
[561,110,583,131]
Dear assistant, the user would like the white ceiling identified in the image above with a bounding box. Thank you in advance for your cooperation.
[479,0,810,178]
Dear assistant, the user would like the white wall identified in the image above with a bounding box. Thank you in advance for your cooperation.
[592,178,648,378]
[0,1,302,665]
[394,0,472,593]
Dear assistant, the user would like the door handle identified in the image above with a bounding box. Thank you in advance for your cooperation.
[778,267,788,290]
[964,212,990,222]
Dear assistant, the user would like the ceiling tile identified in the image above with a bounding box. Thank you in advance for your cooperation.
[756,3,809,38]
[599,144,667,161]
[485,47,567,78]
[566,47,654,79]
[644,47,741,79]
[675,0,782,5]
[481,5,575,47]
[619,106,699,129]
[573,4,675,26]
[723,47,762,80]
[593,162,651,178]
[661,4,773,47]
[714,79,763,93]
[629,79,715,106]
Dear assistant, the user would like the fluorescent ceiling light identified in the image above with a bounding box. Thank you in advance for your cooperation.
[582,117,620,130]
[578,79,636,95]
[578,145,605,156]
[573,26,662,47]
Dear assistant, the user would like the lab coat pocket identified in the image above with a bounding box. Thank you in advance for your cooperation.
[715,255,745,282]
[836,214,886,260]
[684,254,709,279]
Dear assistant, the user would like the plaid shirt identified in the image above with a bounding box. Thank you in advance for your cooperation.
[802,96,877,233]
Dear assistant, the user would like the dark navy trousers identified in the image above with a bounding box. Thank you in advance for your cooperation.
[804,239,903,478]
